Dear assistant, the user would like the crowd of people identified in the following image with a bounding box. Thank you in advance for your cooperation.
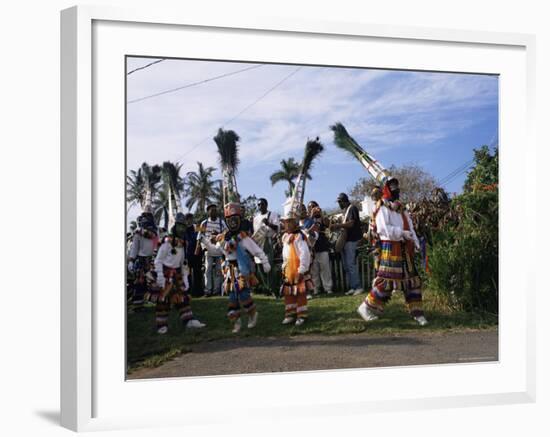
[127,177,428,335]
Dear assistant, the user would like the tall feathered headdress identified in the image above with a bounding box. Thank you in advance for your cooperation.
[283,137,324,219]
[213,128,241,206]
[330,122,392,186]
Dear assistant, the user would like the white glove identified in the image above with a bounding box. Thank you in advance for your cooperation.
[156,274,166,289]
[402,230,413,241]
[262,262,271,273]
[127,261,134,272]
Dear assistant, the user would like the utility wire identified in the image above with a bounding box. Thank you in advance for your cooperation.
[127,59,165,76]
[127,64,264,104]
[173,66,303,163]
[437,159,474,186]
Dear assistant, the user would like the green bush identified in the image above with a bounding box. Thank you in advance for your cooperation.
[428,146,498,314]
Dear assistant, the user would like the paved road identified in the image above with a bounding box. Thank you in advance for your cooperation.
[128,329,498,379]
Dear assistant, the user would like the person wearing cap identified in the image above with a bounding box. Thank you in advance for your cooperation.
[357,178,428,326]
[329,193,364,295]
[150,212,206,334]
[280,210,315,326]
[127,213,159,312]
[307,201,333,296]
[196,203,226,297]
[198,202,270,333]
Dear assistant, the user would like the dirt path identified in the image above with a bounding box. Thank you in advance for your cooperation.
[128,329,498,379]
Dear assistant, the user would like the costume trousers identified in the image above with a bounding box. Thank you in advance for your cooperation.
[283,293,308,319]
[227,288,256,321]
[153,268,194,329]
[132,256,152,309]
[310,251,333,293]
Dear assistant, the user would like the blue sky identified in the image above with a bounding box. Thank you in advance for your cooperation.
[127,57,498,221]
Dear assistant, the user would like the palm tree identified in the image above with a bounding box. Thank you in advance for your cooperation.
[126,162,162,213]
[185,162,218,213]
[213,128,240,204]
[161,161,185,229]
[270,157,303,197]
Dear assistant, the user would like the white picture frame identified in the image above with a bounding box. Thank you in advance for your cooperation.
[60,5,536,432]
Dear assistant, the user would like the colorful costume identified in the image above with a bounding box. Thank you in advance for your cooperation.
[358,180,427,325]
[127,214,158,311]
[149,214,205,334]
[200,202,270,333]
[280,225,314,325]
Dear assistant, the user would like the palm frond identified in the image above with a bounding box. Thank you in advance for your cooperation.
[330,122,363,159]
[213,128,240,171]
[301,137,324,175]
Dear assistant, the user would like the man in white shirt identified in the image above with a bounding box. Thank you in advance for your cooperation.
[252,198,280,294]
[357,178,428,326]
[196,204,226,296]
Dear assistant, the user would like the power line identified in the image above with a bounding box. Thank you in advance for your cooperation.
[173,66,303,163]
[127,59,165,75]
[437,159,474,186]
[441,168,470,187]
[127,64,265,104]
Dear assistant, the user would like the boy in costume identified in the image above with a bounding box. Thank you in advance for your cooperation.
[280,209,314,326]
[357,178,428,326]
[150,213,206,334]
[199,202,271,333]
[127,213,159,311]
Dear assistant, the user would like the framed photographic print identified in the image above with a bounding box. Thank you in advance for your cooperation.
[61,5,536,432]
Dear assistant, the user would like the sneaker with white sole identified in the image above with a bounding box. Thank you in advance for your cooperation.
[357,302,379,322]
[345,289,356,296]
[232,318,242,333]
[295,318,306,326]
[352,288,364,296]
[157,326,168,335]
[282,317,295,325]
[326,290,333,295]
[186,319,206,329]
[247,312,258,329]
[414,315,428,326]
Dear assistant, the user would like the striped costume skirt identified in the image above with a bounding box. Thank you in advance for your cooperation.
[222,262,259,295]
[145,266,188,304]
[280,272,314,296]
[376,240,421,291]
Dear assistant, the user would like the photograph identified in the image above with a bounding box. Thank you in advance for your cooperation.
[125,56,499,380]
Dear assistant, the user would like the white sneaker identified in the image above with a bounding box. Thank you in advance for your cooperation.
[345,289,356,296]
[157,326,168,335]
[414,315,428,326]
[232,318,242,333]
[295,318,306,326]
[307,293,314,300]
[326,290,333,295]
[282,317,295,325]
[247,312,258,329]
[357,302,379,322]
[186,319,206,329]
[352,288,364,296]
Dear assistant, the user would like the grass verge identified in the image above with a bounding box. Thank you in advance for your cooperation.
[127,290,497,374]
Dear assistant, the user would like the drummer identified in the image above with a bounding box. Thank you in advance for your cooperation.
[252,198,280,242]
